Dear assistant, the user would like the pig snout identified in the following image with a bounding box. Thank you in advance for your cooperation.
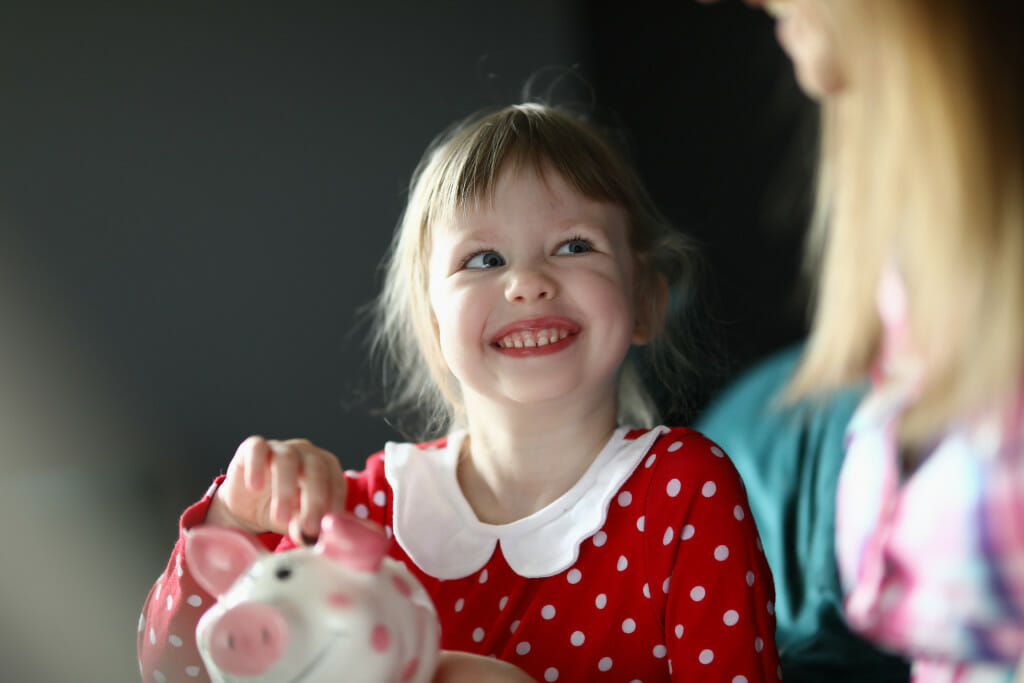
[207,602,289,676]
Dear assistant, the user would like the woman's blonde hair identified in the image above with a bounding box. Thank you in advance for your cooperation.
[371,103,698,439]
[789,0,1024,448]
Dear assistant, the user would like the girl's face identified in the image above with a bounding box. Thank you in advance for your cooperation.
[761,0,846,98]
[427,166,644,414]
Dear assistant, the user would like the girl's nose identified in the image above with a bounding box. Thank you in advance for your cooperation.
[505,267,558,303]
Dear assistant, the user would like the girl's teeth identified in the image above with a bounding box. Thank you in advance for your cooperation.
[496,328,572,348]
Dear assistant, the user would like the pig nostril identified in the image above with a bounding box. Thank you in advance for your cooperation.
[262,627,273,644]
[227,634,235,650]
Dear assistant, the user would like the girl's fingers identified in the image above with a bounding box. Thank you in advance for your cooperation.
[268,441,303,528]
[329,460,349,514]
[239,435,272,491]
[296,451,330,541]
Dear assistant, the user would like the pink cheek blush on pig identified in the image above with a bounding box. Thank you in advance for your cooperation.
[185,513,440,683]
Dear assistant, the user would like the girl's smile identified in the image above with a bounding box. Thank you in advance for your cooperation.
[489,316,580,356]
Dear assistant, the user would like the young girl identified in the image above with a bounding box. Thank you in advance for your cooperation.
[137,103,781,682]
[707,0,1024,680]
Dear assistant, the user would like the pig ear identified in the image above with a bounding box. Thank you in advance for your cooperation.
[185,526,266,598]
[315,513,390,572]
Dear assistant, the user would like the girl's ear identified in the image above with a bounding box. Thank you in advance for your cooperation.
[633,272,668,346]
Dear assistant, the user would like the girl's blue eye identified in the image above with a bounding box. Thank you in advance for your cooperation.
[464,250,505,269]
[555,238,594,255]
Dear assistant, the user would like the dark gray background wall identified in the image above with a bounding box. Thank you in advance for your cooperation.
[0,2,811,680]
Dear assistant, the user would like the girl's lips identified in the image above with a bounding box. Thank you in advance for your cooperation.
[488,317,581,356]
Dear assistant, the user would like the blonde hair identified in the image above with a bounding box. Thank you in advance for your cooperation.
[789,0,1024,448]
[372,103,698,439]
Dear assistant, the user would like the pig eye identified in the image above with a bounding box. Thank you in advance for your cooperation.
[275,566,293,581]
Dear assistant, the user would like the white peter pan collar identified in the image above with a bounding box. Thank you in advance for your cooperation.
[384,425,668,579]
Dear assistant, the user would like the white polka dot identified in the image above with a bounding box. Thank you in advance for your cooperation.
[746,571,755,586]
[681,524,695,540]
[516,641,531,655]
[185,666,201,677]
[699,649,714,664]
[734,505,745,520]
[544,668,559,682]
[663,526,675,545]
[690,586,706,601]
[733,676,748,683]
[479,569,489,584]
[622,618,636,633]
[153,670,167,683]
[723,610,740,626]
[755,637,764,652]
[714,545,730,561]
[593,531,607,547]
[473,628,485,642]
[570,631,585,646]
[666,479,682,497]
[169,634,183,647]
[662,576,671,594]
[541,604,556,619]
[701,481,717,497]
[567,568,582,584]
[455,598,465,612]
[155,584,161,601]
[710,445,725,458]
[149,627,156,645]
[667,440,683,452]
[166,595,173,610]
[636,515,645,532]
[618,491,633,507]
[372,489,387,506]
[617,555,628,571]
[187,595,202,607]
[767,600,775,615]
[385,525,393,539]
[176,563,183,577]
[674,624,684,638]
[510,620,520,633]
[757,537,764,552]
[598,657,613,672]
[645,454,657,468]
[653,644,667,659]
[354,503,370,519]
[643,583,651,598]
[499,596,509,610]
[138,613,145,632]
[595,593,607,609]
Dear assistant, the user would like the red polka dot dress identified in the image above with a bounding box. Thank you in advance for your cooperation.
[138,426,781,682]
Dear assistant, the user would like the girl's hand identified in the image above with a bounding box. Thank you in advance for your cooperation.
[433,652,536,683]
[204,436,348,545]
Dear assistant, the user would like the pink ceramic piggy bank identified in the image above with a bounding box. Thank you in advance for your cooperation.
[185,513,440,683]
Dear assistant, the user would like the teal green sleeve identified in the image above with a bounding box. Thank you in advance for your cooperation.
[694,345,910,683]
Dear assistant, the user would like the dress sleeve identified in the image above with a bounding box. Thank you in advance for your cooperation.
[645,433,782,682]
[136,477,285,683]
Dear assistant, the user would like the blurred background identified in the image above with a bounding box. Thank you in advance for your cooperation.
[0,1,813,680]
